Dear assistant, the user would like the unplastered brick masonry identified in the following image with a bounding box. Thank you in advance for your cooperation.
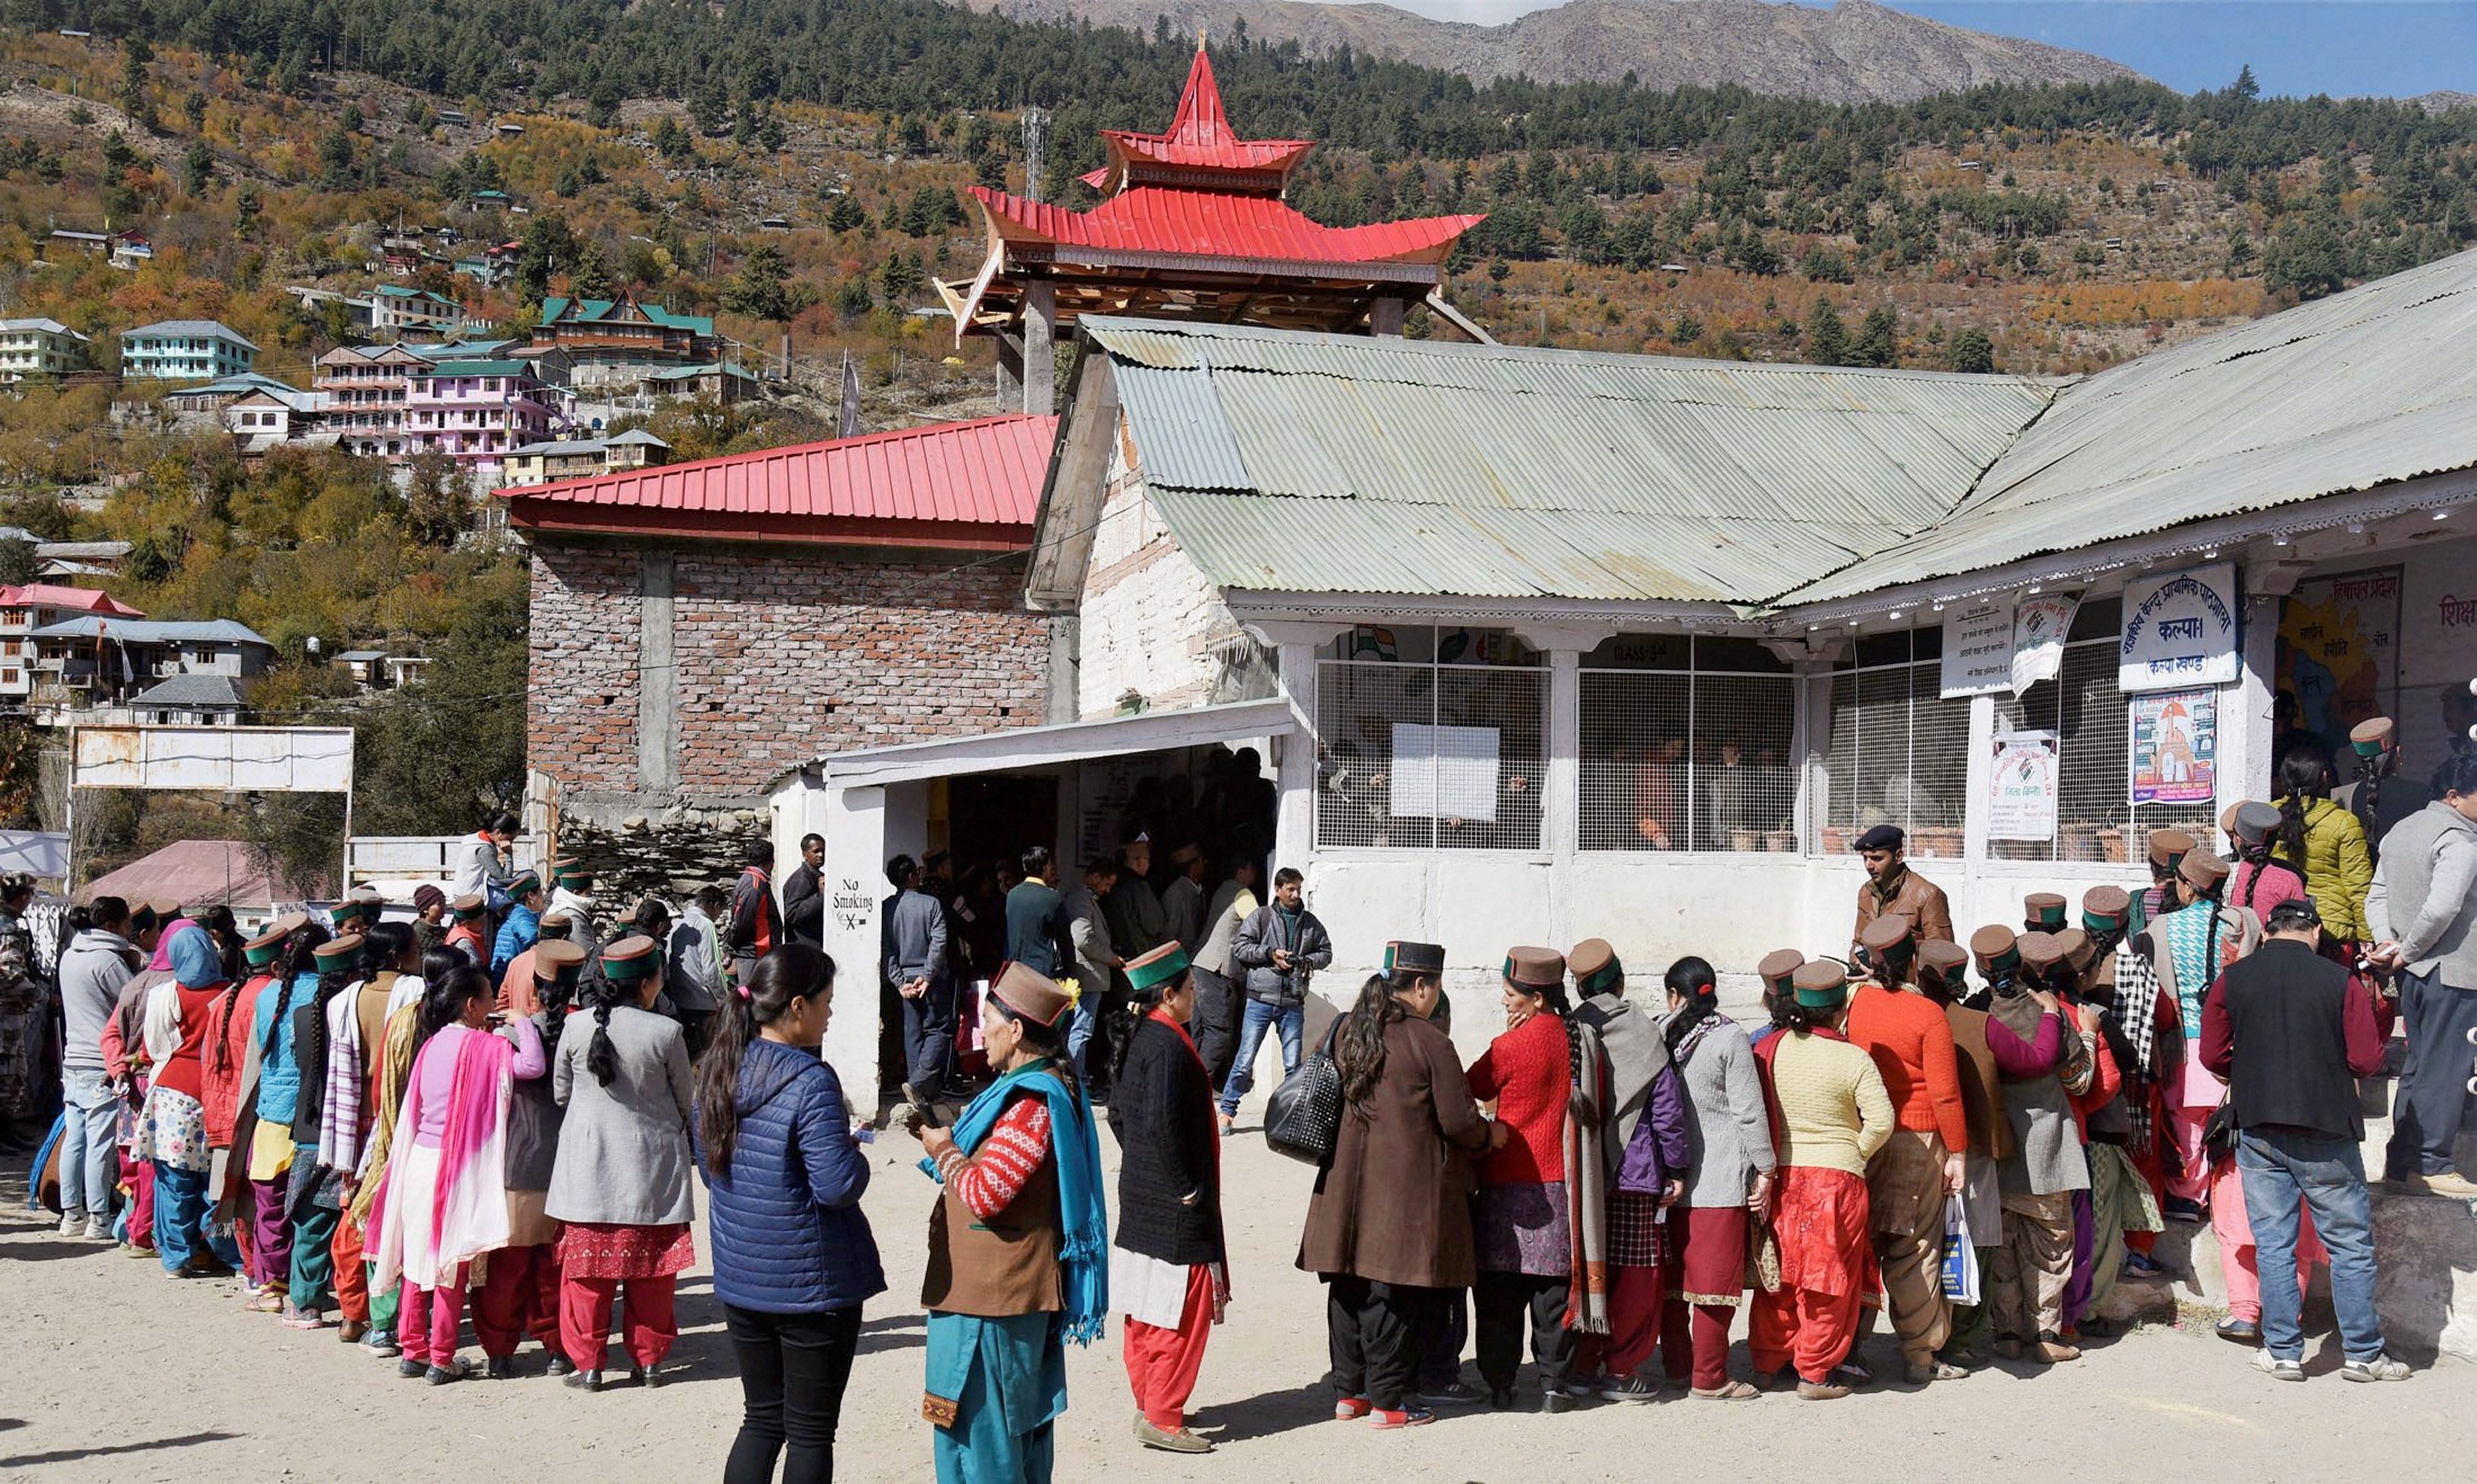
[527,541,1049,805]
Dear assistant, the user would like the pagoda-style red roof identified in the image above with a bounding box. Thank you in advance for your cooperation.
[499,414,1057,552]
[1097,45,1311,189]
[972,184,1481,267]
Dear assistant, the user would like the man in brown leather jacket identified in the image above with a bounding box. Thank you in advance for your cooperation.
[1852,824,1956,957]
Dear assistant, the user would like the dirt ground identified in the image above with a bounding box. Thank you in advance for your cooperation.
[6,1098,2471,1484]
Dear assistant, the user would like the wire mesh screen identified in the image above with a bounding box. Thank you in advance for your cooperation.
[1316,660,1546,850]
[1823,661,1970,858]
[1991,639,2218,863]
[1580,672,1799,851]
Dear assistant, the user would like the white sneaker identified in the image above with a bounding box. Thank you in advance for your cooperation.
[2250,1349,2304,1382]
[85,1214,115,1241]
[2341,1355,2411,1383]
[58,1209,86,1236]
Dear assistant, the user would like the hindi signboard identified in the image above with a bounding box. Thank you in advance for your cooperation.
[1940,600,2015,697]
[2120,563,2240,693]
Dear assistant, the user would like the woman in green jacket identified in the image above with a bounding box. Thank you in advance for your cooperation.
[2275,748,2374,943]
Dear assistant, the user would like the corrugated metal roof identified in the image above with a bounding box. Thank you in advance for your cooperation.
[1089,317,2053,603]
[501,413,1057,535]
[1779,248,2477,604]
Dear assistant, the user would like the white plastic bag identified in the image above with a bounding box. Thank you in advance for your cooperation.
[1939,1196,1981,1305]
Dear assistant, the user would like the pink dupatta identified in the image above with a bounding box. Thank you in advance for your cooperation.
[370,1024,515,1291]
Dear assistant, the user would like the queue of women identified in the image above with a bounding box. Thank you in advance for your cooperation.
[85,879,2212,1484]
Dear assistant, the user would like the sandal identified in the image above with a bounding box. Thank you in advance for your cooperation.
[1692,1380,1761,1401]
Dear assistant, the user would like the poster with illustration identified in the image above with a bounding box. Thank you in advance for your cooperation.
[2277,566,2401,761]
[1987,731,2059,842]
[2129,689,2217,805]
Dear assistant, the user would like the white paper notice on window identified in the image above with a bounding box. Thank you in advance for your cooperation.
[1390,723,1501,823]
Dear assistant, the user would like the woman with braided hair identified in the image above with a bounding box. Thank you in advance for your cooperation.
[547,934,696,1390]
[201,915,303,1289]
[242,918,331,1313]
[278,933,369,1329]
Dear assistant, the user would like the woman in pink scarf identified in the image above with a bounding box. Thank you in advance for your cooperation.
[372,963,544,1384]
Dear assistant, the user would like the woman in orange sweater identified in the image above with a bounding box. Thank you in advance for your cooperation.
[1843,913,1971,1384]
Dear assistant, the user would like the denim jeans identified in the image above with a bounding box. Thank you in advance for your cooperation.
[1219,1000,1303,1117]
[58,1068,119,1219]
[2237,1127,2385,1362]
[1067,988,1101,1084]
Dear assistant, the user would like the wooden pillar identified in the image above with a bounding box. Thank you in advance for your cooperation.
[1022,283,1056,416]
[1370,297,1406,337]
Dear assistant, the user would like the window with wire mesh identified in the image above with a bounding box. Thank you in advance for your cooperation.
[1580,645,1798,852]
[1991,638,2218,863]
[1823,655,1971,859]
[1315,632,1546,851]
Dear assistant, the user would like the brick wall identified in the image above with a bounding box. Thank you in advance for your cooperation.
[528,544,643,793]
[528,539,1049,802]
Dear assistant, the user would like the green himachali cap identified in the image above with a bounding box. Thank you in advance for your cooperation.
[1971,924,2020,977]
[1791,959,1849,1009]
[534,938,586,986]
[1568,938,1622,998]
[1758,949,1805,998]
[508,870,542,899]
[2025,892,2068,929]
[1384,941,1445,976]
[601,935,661,982]
[1503,946,1565,992]
[1125,942,1190,993]
[314,934,364,969]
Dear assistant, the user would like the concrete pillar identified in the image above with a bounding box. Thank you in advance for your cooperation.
[637,550,675,794]
[2223,589,2283,847]
[1022,283,1056,416]
[1045,613,1080,727]
[1545,647,1580,946]
[1370,297,1406,336]
[1273,641,1318,874]
[996,333,1024,406]
[818,782,886,1106]
[1962,692,1995,863]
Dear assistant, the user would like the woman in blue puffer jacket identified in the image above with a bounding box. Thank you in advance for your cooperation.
[696,943,884,1484]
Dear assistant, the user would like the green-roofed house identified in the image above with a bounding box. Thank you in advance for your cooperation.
[533,291,719,392]
[405,356,556,480]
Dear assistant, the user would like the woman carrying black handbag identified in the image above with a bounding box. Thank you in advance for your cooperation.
[1295,943,1499,1430]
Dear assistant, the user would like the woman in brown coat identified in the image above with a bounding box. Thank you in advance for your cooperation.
[1298,952,1497,1430]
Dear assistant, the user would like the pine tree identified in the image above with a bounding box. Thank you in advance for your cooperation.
[1944,327,1996,374]
[1852,304,1897,367]
[1805,297,1850,365]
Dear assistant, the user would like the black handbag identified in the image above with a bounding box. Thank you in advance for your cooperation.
[2202,1098,2238,1165]
[1263,1039,1344,1165]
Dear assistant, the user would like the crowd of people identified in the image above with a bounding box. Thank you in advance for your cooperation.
[13,715,2475,1484]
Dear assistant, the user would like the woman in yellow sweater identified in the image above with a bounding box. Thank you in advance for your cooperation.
[2275,749,2374,943]
[1748,959,1894,1401]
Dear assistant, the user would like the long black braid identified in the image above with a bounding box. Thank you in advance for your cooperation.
[255,923,332,1069]
[579,965,626,1087]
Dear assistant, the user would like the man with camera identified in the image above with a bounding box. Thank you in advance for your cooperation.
[2199,895,2408,1383]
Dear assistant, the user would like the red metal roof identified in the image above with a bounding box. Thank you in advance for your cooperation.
[1100,45,1312,182]
[974,184,1482,266]
[0,583,142,617]
[500,414,1058,551]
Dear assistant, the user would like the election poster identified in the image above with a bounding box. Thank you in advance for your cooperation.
[2129,689,2217,806]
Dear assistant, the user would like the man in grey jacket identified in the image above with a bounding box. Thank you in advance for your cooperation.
[2369,752,2477,1198]
[1218,866,1332,1128]
[1063,859,1121,1086]
[56,897,137,1240]
[883,854,953,1108]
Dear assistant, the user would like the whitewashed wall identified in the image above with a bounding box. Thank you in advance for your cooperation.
[1075,461,1236,717]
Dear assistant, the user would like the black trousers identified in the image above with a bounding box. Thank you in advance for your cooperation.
[2385,967,2477,1178]
[1416,1287,1470,1389]
[723,1303,863,1484]
[1191,967,1238,1095]
[1326,1276,1446,1411]
[1475,1270,1576,1392]
[901,978,956,1100]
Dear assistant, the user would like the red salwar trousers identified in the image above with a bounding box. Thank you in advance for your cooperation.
[399,1267,469,1367]
[1748,1284,1863,1386]
[560,1274,678,1373]
[1122,1264,1216,1430]
[475,1243,563,1357]
[1572,1263,1664,1380]
[330,1211,370,1324]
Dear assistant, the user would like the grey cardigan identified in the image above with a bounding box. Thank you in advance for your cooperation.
[2368,801,2477,987]
[1658,1010,1777,1208]
[547,1003,698,1227]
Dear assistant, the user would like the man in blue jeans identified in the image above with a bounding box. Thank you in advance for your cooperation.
[2200,896,2410,1383]
[56,898,138,1240]
[1218,867,1332,1132]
